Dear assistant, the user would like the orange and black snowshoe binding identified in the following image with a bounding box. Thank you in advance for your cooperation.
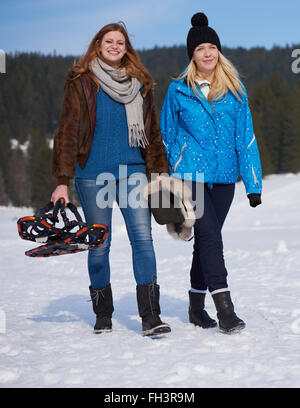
[17,198,108,257]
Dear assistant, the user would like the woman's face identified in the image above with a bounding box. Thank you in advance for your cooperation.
[192,43,219,76]
[99,31,127,67]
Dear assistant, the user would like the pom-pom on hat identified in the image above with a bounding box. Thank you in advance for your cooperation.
[187,12,222,60]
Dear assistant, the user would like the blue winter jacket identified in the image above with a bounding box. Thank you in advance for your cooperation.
[160,78,262,195]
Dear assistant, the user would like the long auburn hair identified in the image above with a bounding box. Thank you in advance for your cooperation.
[178,51,245,102]
[70,22,153,97]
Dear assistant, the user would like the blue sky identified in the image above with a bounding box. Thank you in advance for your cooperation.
[1,0,299,55]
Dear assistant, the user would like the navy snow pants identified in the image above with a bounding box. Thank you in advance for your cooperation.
[190,182,235,293]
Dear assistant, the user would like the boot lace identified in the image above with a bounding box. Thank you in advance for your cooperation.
[89,288,105,306]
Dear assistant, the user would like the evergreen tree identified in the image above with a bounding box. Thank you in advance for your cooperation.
[7,147,31,207]
[0,120,13,190]
[0,168,9,206]
[1,47,300,207]
[252,74,291,174]
[282,80,300,172]
[27,131,56,211]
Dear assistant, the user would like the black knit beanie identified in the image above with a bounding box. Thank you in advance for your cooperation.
[187,12,222,60]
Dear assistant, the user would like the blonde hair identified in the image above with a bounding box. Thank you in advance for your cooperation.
[178,52,245,102]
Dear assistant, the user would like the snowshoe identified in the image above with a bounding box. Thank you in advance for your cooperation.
[17,198,108,257]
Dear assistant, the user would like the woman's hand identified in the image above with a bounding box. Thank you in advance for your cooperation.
[51,185,70,205]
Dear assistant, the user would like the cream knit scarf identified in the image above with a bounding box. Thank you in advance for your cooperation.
[89,58,148,148]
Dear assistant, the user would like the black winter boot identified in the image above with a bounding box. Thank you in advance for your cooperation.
[188,291,217,328]
[136,283,171,336]
[212,291,245,333]
[89,283,114,333]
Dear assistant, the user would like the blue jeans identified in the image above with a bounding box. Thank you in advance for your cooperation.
[74,177,157,289]
[190,183,235,293]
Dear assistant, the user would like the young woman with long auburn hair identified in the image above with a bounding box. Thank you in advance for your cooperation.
[71,23,152,96]
[51,22,171,336]
[160,13,262,333]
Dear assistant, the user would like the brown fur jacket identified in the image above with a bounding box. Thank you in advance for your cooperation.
[52,73,170,185]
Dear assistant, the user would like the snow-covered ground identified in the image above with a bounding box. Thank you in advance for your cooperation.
[1,173,300,388]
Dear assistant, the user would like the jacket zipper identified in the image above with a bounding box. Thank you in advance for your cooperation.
[248,134,256,148]
[173,142,187,172]
[251,165,260,191]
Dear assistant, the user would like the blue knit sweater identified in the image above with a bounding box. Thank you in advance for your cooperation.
[75,88,146,180]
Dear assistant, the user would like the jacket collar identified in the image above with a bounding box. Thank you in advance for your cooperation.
[176,77,215,120]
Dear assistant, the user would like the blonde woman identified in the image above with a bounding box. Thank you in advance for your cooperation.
[160,13,262,333]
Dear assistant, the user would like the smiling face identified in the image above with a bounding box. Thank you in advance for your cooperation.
[99,30,127,68]
[192,42,219,77]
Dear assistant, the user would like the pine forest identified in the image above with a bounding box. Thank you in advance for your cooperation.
[0,45,300,209]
